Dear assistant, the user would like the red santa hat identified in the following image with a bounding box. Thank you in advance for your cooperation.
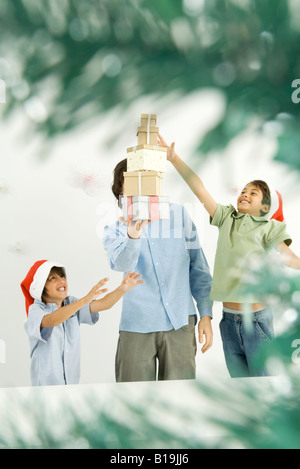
[267,188,284,222]
[20,260,65,316]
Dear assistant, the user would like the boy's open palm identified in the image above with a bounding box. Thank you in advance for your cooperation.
[87,278,109,302]
[120,271,144,292]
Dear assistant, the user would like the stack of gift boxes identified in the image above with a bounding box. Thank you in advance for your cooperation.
[121,114,170,221]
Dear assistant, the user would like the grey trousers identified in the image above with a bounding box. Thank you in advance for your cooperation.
[115,316,197,382]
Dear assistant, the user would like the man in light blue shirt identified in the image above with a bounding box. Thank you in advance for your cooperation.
[103,159,213,382]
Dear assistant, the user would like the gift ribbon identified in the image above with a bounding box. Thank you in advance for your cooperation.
[138,171,142,195]
[149,196,160,219]
[124,196,166,220]
[127,197,133,219]
[147,114,151,144]
[122,196,133,220]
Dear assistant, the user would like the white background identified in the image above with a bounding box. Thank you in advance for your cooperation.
[1,89,300,388]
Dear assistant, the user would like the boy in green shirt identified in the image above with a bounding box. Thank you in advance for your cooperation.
[158,134,300,377]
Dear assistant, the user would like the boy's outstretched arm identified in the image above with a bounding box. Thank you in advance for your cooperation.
[277,242,300,269]
[89,271,143,313]
[158,134,218,218]
[41,278,109,328]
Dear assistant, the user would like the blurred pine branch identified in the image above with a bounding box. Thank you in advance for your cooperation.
[1,364,300,449]
[0,0,299,168]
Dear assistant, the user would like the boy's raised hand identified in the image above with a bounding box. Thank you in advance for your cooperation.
[158,133,176,162]
[158,132,218,218]
[86,278,109,302]
[120,271,144,292]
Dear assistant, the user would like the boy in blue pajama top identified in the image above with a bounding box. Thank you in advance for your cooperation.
[21,260,143,386]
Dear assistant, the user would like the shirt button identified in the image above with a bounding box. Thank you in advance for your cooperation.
[236,316,240,320]
[166,302,169,306]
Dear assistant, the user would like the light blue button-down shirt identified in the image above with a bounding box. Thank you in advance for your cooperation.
[103,203,213,333]
[24,297,99,386]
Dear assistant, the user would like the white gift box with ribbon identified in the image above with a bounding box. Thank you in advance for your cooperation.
[121,196,170,221]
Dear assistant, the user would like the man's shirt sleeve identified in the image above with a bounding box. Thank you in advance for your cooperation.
[183,207,213,318]
[103,222,142,272]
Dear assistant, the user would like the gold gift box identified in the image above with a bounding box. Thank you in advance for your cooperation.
[123,170,163,196]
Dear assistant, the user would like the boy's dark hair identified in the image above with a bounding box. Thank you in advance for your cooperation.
[249,180,271,205]
[42,266,66,304]
[111,158,127,205]
[249,180,271,215]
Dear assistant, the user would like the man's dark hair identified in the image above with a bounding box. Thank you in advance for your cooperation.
[111,158,127,205]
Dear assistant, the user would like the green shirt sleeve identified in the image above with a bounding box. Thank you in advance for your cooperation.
[210,204,235,228]
[264,220,292,249]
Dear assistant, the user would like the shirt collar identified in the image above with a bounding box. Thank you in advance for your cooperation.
[34,298,69,310]
[231,205,268,223]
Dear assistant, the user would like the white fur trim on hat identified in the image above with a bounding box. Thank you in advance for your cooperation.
[29,261,65,301]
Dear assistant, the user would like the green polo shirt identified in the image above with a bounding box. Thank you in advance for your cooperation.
[210,204,292,303]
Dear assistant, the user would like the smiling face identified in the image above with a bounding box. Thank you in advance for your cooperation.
[42,267,68,306]
[237,183,270,217]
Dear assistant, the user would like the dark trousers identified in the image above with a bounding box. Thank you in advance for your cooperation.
[115,316,197,382]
